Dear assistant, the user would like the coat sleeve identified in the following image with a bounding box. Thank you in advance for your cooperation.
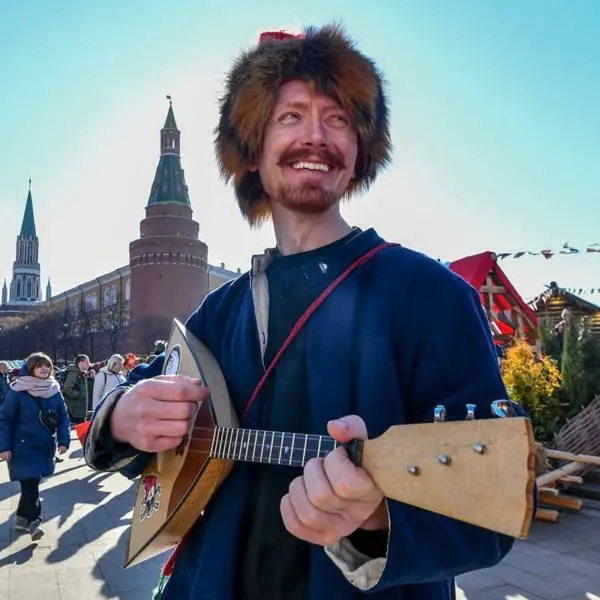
[62,370,79,399]
[0,391,18,453]
[56,393,71,449]
[324,283,527,591]
[91,371,106,410]
[84,302,211,478]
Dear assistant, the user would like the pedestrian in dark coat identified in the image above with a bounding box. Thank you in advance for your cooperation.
[0,352,70,540]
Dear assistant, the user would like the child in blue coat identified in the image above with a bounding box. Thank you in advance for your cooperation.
[0,352,70,540]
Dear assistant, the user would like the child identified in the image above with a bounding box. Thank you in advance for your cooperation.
[0,352,70,540]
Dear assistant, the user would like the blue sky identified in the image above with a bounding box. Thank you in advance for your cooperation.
[1,1,599,302]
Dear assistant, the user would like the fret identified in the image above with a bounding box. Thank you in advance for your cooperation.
[217,427,225,458]
[317,435,322,459]
[289,433,296,465]
[252,430,258,463]
[223,428,231,459]
[301,434,308,465]
[268,431,275,464]
[233,428,244,460]
[277,432,284,464]
[209,427,217,457]
[259,431,266,463]
[243,429,250,461]
[211,427,219,458]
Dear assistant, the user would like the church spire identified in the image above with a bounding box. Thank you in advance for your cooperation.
[20,178,37,238]
[147,96,191,206]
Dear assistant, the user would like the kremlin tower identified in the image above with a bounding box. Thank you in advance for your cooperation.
[9,181,42,304]
[129,98,209,343]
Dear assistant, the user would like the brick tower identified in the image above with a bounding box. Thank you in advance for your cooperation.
[129,98,208,350]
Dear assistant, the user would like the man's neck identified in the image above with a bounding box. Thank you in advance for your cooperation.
[271,204,353,255]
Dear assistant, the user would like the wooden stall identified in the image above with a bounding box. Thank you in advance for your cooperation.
[449,251,538,346]
[528,282,600,339]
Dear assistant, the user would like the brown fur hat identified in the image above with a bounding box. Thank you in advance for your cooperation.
[214,23,392,226]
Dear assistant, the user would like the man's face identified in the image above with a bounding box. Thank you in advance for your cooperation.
[256,80,358,215]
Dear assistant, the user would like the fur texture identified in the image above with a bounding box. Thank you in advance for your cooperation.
[215,23,392,226]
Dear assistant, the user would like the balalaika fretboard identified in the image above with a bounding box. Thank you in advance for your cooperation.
[209,427,363,467]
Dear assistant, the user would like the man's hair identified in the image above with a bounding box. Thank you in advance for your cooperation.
[26,352,54,376]
[215,23,392,227]
[75,354,89,366]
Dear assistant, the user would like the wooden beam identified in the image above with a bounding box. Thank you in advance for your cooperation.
[536,462,584,487]
[539,486,560,497]
[559,475,584,485]
[535,508,559,523]
[481,285,508,294]
[545,449,600,467]
[539,494,583,511]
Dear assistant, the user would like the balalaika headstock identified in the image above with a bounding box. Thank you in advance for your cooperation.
[362,399,535,540]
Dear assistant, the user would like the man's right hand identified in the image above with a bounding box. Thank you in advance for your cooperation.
[110,374,209,453]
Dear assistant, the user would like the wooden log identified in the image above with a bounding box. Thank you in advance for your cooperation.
[539,487,559,497]
[559,475,584,485]
[539,494,583,511]
[536,462,584,487]
[545,449,600,466]
[535,508,559,523]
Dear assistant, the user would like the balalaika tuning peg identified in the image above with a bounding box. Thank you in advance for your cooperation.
[466,404,476,420]
[491,399,516,418]
[434,405,446,422]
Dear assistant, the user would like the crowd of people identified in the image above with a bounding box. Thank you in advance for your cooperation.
[0,342,165,541]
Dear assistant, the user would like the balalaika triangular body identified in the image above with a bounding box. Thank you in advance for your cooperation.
[125,319,536,568]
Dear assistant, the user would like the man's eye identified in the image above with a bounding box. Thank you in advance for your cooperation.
[279,112,301,124]
[329,115,349,126]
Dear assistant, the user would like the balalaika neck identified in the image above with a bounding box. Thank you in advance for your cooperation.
[209,426,364,467]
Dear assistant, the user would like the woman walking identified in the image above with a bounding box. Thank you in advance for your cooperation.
[91,354,125,410]
[0,352,70,540]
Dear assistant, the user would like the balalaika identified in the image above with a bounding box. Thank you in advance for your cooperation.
[124,319,536,567]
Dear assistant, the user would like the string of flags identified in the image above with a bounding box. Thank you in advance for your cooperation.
[495,241,600,260]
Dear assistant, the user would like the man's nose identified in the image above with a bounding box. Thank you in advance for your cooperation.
[303,115,327,146]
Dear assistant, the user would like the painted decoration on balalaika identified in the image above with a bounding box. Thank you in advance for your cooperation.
[140,474,162,521]
[164,344,181,376]
[123,319,537,570]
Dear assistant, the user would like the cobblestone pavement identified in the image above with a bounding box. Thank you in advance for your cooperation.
[1,432,599,599]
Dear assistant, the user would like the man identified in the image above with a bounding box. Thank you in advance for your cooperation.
[0,361,9,405]
[85,24,523,600]
[62,354,93,423]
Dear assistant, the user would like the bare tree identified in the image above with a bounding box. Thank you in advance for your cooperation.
[80,303,100,358]
[0,316,25,359]
[102,291,129,353]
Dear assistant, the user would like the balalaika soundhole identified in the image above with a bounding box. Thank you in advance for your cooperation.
[125,319,536,568]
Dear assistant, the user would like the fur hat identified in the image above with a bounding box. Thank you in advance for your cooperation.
[215,23,392,226]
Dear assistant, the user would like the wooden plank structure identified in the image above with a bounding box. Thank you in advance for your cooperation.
[533,445,600,524]
[528,282,600,338]
[449,252,538,345]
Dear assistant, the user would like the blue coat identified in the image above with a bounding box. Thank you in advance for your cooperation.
[87,228,532,600]
[0,386,71,481]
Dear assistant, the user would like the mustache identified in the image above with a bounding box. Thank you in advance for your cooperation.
[277,147,346,169]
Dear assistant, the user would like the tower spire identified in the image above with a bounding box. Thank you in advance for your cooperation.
[10,182,41,303]
[147,97,190,206]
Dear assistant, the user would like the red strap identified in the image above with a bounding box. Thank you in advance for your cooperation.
[161,240,396,580]
[242,241,396,419]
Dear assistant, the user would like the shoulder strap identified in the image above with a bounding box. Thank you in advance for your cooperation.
[242,241,398,420]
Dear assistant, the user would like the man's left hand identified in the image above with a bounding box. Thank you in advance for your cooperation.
[280,415,388,547]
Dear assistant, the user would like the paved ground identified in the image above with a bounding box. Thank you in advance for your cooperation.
[1,431,599,600]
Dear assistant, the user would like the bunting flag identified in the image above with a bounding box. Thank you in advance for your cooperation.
[494,241,600,261]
